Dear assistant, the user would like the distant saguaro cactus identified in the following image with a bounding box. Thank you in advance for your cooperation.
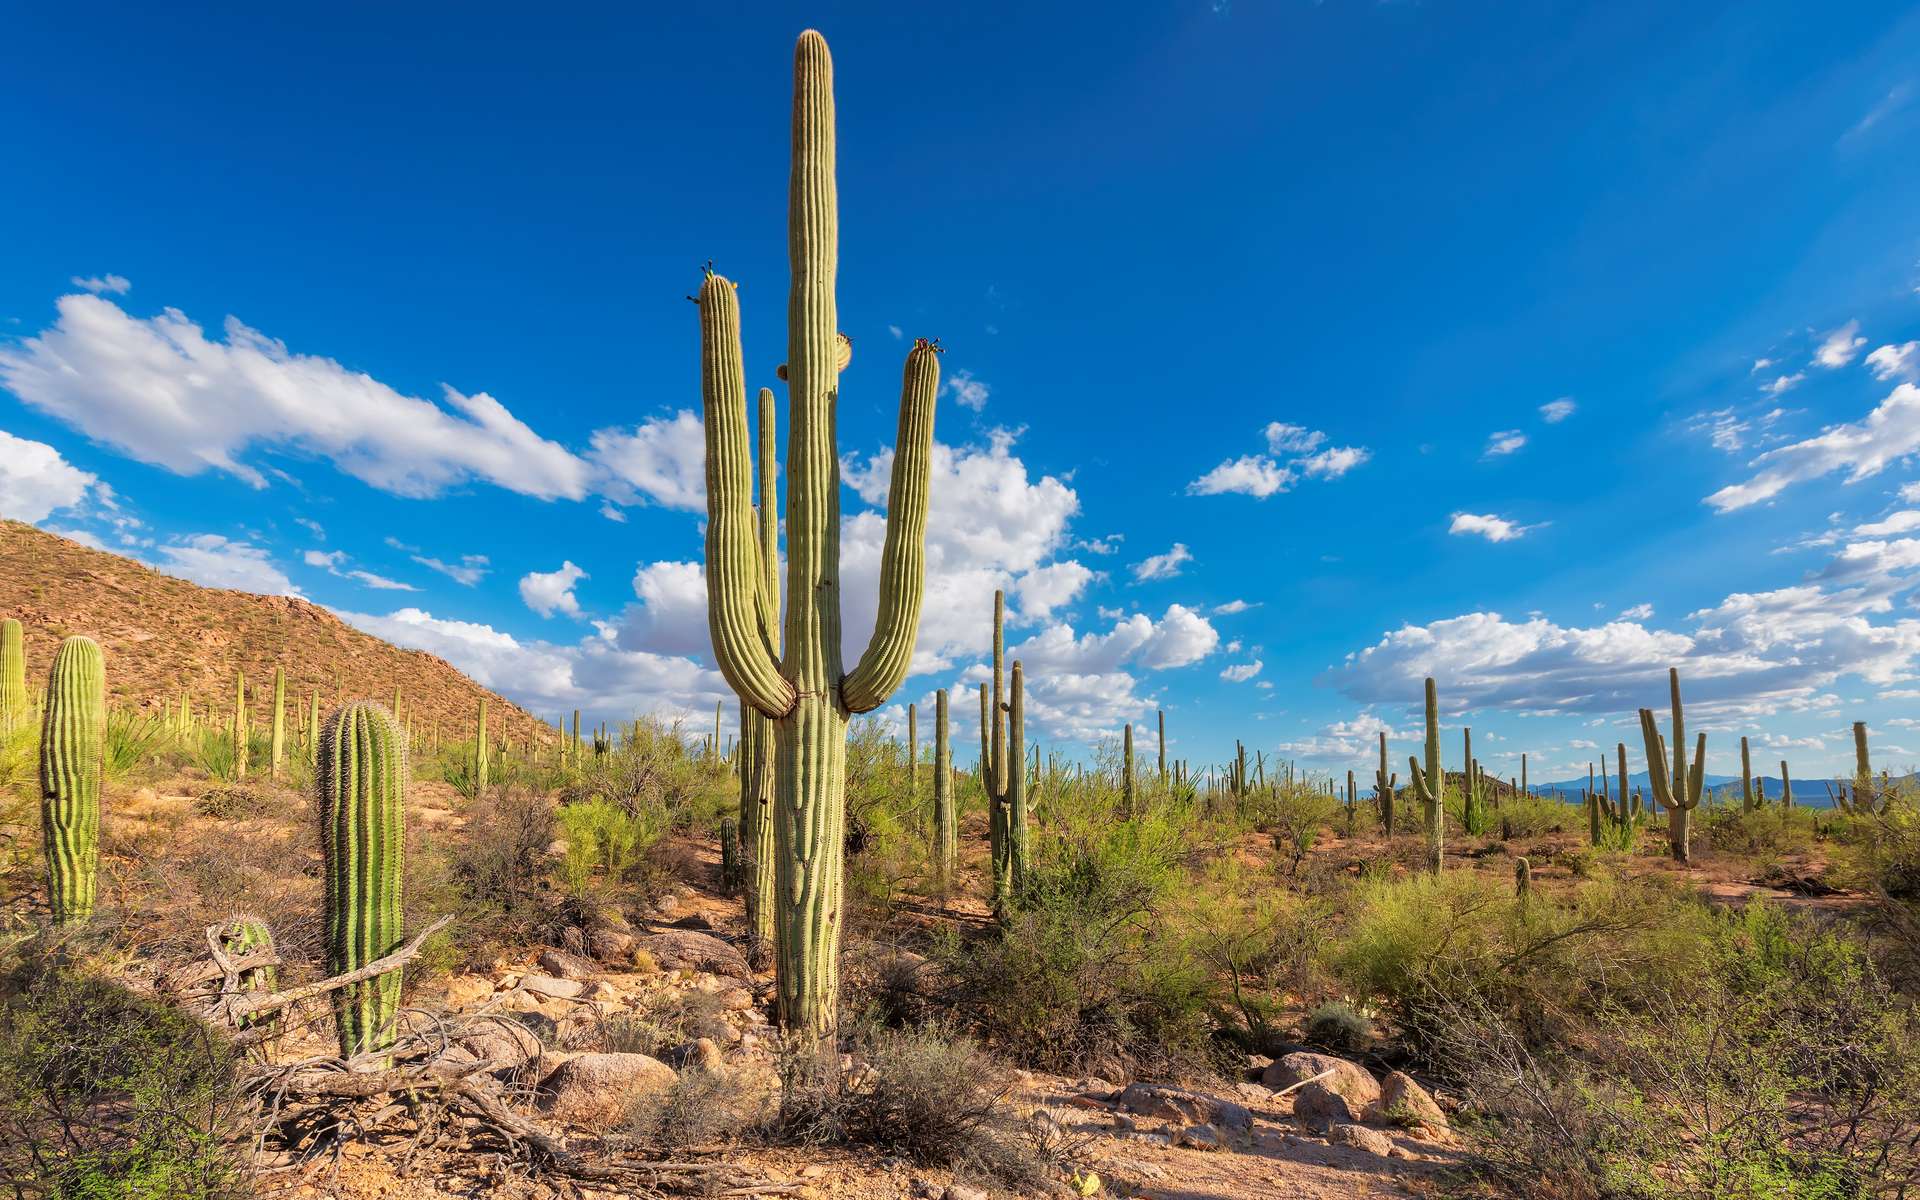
[233,669,248,780]
[474,697,490,794]
[270,667,287,781]
[932,688,954,884]
[317,702,407,1058]
[696,29,939,1041]
[0,618,25,734]
[41,635,105,923]
[1406,677,1445,872]
[1639,668,1704,865]
[1376,731,1394,836]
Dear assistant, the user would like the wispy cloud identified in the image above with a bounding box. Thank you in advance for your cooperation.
[1482,430,1527,458]
[946,370,989,412]
[413,553,491,586]
[1189,422,1369,498]
[69,274,130,295]
[1132,542,1193,581]
[1220,659,1262,682]
[1814,319,1867,369]
[1449,512,1539,543]
[1539,397,1576,424]
[1707,382,1920,512]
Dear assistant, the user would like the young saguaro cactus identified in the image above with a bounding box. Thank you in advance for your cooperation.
[270,667,287,781]
[1639,668,1705,865]
[0,618,25,735]
[697,29,940,1041]
[737,388,781,953]
[41,635,105,924]
[1740,736,1755,810]
[1376,730,1395,835]
[980,591,1028,912]
[1406,677,1445,873]
[317,701,408,1058]
[233,669,248,780]
[932,688,954,884]
[475,697,490,794]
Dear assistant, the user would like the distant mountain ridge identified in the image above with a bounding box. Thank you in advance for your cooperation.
[0,520,551,746]
[1528,770,1908,807]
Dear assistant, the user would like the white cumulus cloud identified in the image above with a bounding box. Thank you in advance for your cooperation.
[1706,383,1920,512]
[1449,512,1537,543]
[520,561,589,618]
[1814,319,1867,368]
[0,430,97,523]
[1132,543,1192,581]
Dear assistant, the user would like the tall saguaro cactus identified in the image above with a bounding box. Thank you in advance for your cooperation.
[738,388,781,952]
[233,669,248,780]
[698,29,939,1041]
[1406,677,1444,873]
[1639,668,1704,865]
[1740,736,1754,810]
[316,702,407,1058]
[1157,710,1167,781]
[0,618,25,734]
[41,635,105,923]
[475,697,490,794]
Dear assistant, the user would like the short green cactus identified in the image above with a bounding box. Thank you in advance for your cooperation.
[0,618,25,735]
[219,914,279,1031]
[1406,676,1445,873]
[1639,668,1704,865]
[41,635,105,924]
[316,701,408,1058]
[1514,856,1533,898]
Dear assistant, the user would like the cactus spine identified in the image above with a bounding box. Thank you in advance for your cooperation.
[697,29,939,1042]
[41,635,104,923]
[1406,676,1444,872]
[317,701,407,1058]
[1639,667,1704,865]
[0,618,25,735]
[932,688,954,884]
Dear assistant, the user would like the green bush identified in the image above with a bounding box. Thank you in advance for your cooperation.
[558,797,660,896]
[1702,802,1820,861]
[0,956,246,1198]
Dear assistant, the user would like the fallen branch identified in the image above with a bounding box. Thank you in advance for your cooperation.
[223,914,453,1022]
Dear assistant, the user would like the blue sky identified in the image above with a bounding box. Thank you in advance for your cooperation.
[4,2,1920,784]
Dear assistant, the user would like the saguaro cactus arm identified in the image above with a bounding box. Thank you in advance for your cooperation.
[842,341,940,713]
[700,271,797,719]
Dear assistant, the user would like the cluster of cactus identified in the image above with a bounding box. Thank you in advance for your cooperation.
[1639,668,1704,865]
[697,28,939,1041]
[980,591,1029,913]
[1588,742,1642,850]
[1458,728,1491,835]
[41,635,105,924]
[1405,677,1446,872]
[316,701,408,1057]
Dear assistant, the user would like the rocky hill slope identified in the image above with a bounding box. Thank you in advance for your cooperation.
[0,520,550,746]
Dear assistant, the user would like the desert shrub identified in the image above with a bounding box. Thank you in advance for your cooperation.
[191,785,271,820]
[559,718,733,834]
[1179,857,1331,1051]
[1304,1000,1374,1055]
[1702,802,1820,861]
[1491,791,1576,839]
[1442,901,1920,1199]
[188,728,239,784]
[557,796,660,896]
[451,788,555,919]
[0,955,247,1198]
[104,709,171,781]
[773,1022,1042,1187]
[586,986,733,1055]
[940,809,1216,1076]
[843,719,935,918]
[1334,869,1710,1057]
[626,1066,767,1150]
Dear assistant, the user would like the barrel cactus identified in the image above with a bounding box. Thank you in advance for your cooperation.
[697,29,939,1040]
[41,635,105,924]
[316,701,407,1058]
[219,914,280,1032]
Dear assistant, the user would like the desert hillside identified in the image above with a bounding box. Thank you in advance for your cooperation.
[0,520,550,745]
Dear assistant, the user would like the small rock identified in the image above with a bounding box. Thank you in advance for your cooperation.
[538,948,601,981]
[667,912,715,931]
[1291,1080,1356,1130]
[799,1165,827,1179]
[660,1037,725,1073]
[652,894,680,917]
[586,927,636,964]
[943,1187,988,1200]
[1115,1082,1252,1133]
[1074,1076,1118,1098]
[717,986,756,1011]
[535,1052,676,1125]
[455,1018,544,1075]
[1327,1122,1396,1156]
[1364,1070,1449,1131]
[442,973,495,1008]
[519,974,585,1000]
[911,1181,941,1199]
[1261,1051,1380,1110]
[638,931,751,980]
[1178,1123,1226,1150]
